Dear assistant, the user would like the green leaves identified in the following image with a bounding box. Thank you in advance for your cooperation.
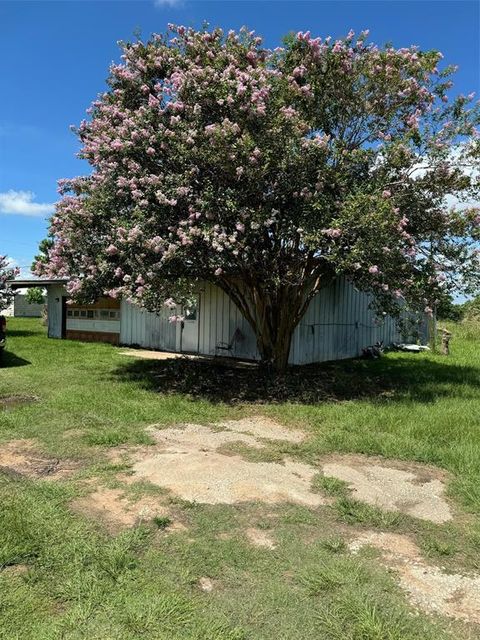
[38,26,479,361]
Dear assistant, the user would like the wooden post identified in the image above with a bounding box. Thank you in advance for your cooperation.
[438,327,452,355]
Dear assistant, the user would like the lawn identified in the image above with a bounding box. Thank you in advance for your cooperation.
[0,317,479,639]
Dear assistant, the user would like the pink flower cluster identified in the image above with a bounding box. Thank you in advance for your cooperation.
[35,24,479,320]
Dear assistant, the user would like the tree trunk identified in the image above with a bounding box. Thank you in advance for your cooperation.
[218,277,320,373]
[256,329,293,372]
[253,300,297,372]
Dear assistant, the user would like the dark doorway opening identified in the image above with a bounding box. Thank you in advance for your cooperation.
[61,296,68,338]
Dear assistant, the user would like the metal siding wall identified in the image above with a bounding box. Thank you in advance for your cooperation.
[290,277,428,365]
[46,285,65,338]
[14,295,44,318]
[198,282,258,359]
[117,279,427,364]
[120,301,176,351]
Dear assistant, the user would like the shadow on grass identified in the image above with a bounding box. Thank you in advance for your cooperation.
[0,350,31,369]
[6,329,41,337]
[113,353,480,405]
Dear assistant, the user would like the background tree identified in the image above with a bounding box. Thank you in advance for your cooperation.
[435,293,463,322]
[36,26,480,370]
[0,256,19,312]
[461,294,480,322]
[26,287,45,305]
[31,236,54,273]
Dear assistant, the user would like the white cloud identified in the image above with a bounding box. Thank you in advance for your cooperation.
[153,0,183,7]
[410,145,480,211]
[0,190,55,217]
[5,256,33,280]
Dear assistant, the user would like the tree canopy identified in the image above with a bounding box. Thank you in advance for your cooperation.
[26,287,45,305]
[31,237,54,273]
[36,25,480,368]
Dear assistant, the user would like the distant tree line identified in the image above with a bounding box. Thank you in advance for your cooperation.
[436,294,480,321]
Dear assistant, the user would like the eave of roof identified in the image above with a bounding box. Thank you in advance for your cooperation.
[7,278,69,289]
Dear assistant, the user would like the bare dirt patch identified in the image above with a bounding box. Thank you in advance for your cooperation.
[349,531,423,560]
[0,395,38,411]
[120,349,188,361]
[108,419,323,507]
[198,577,214,592]
[245,528,277,550]
[350,531,480,624]
[0,439,78,480]
[322,455,452,523]
[1,564,29,577]
[70,487,173,532]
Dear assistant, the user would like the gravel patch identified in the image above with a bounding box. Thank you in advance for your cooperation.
[133,450,324,506]
[216,417,305,443]
[350,531,480,624]
[323,455,452,523]
[112,419,322,507]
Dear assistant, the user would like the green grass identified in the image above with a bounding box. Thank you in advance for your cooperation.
[0,318,479,639]
[153,515,173,529]
[334,496,405,529]
[312,474,349,497]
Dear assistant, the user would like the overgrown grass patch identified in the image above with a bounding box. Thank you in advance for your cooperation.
[153,515,173,530]
[334,497,404,529]
[83,427,154,447]
[312,473,349,497]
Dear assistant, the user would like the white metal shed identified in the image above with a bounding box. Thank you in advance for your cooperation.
[14,277,427,364]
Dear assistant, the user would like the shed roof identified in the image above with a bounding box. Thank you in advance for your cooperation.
[8,278,68,289]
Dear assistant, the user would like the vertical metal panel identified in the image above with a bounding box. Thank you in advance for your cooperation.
[120,300,176,351]
[290,276,428,365]
[197,282,258,359]
[13,295,44,318]
[115,278,427,364]
[46,284,65,338]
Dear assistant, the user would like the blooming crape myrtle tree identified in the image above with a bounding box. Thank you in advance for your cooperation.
[0,256,19,312]
[36,25,480,370]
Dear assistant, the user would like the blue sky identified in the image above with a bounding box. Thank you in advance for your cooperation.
[1,0,479,275]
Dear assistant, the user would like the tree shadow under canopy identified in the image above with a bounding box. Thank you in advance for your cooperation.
[0,350,31,369]
[113,353,480,405]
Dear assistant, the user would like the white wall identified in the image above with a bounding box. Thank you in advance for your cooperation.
[14,294,44,318]
[46,278,428,364]
[66,319,120,333]
[194,278,427,364]
[198,282,258,359]
[120,300,177,350]
[289,278,425,365]
[46,284,66,338]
